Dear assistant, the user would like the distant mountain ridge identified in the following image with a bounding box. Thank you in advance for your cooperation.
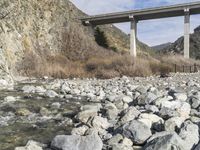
[152,42,172,51]
[158,25,200,59]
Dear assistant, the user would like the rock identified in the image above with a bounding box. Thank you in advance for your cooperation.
[105,103,119,121]
[16,108,31,116]
[75,109,98,124]
[194,143,200,150]
[164,117,184,132]
[122,96,133,103]
[108,134,133,150]
[179,121,199,150]
[51,102,61,109]
[15,140,43,150]
[51,134,103,150]
[174,93,187,101]
[160,101,191,119]
[4,96,16,103]
[114,99,128,110]
[159,107,179,119]
[40,107,51,116]
[154,96,173,107]
[138,113,164,129]
[144,132,185,150]
[45,90,58,98]
[71,125,89,136]
[135,86,148,94]
[176,102,191,119]
[190,97,200,109]
[92,116,110,129]
[35,86,46,94]
[145,105,159,113]
[117,120,152,144]
[22,85,35,93]
[80,104,102,112]
[120,106,140,125]
[108,134,123,146]
[61,83,71,94]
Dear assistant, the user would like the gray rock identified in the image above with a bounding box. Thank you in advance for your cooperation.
[194,143,200,150]
[108,134,133,150]
[51,134,103,150]
[174,93,187,101]
[138,113,164,129]
[35,86,46,94]
[179,121,199,150]
[117,120,152,144]
[164,117,184,132]
[91,116,110,129]
[51,102,61,109]
[4,96,16,103]
[75,109,97,124]
[71,125,89,136]
[144,132,186,150]
[15,140,44,150]
[122,96,133,103]
[45,90,58,98]
[190,97,200,109]
[22,85,35,93]
[145,105,159,113]
[120,106,140,125]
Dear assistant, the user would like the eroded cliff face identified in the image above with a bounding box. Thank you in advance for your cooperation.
[0,0,152,79]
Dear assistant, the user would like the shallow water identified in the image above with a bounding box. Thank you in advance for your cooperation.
[0,81,89,150]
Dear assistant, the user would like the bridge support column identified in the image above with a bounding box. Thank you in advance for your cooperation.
[130,17,137,58]
[184,8,190,59]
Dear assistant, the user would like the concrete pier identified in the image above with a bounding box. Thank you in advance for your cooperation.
[184,8,190,59]
[130,16,137,57]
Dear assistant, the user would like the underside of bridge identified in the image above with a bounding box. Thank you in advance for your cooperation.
[81,2,200,59]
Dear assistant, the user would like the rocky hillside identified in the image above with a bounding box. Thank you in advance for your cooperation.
[0,0,153,79]
[160,26,200,59]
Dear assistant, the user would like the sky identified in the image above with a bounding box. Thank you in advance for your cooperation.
[70,0,200,46]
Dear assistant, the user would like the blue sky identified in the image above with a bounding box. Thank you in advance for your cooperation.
[70,0,200,46]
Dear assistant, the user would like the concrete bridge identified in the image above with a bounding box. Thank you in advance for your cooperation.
[81,2,200,59]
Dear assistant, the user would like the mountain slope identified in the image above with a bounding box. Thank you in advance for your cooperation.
[152,42,172,51]
[161,26,200,59]
[0,0,153,78]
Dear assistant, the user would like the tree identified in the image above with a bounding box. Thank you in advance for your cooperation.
[94,27,109,48]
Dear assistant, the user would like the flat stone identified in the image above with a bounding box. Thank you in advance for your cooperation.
[15,140,43,150]
[51,134,103,150]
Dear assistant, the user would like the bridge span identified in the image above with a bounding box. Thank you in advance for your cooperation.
[81,2,200,59]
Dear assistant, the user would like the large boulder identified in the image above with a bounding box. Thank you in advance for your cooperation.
[51,134,103,150]
[116,120,152,144]
[179,121,199,150]
[143,132,186,150]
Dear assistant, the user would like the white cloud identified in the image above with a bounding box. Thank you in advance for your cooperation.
[70,0,200,46]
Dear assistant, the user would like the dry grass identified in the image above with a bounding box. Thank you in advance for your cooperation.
[17,51,200,79]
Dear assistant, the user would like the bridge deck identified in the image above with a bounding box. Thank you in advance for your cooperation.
[81,2,200,25]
